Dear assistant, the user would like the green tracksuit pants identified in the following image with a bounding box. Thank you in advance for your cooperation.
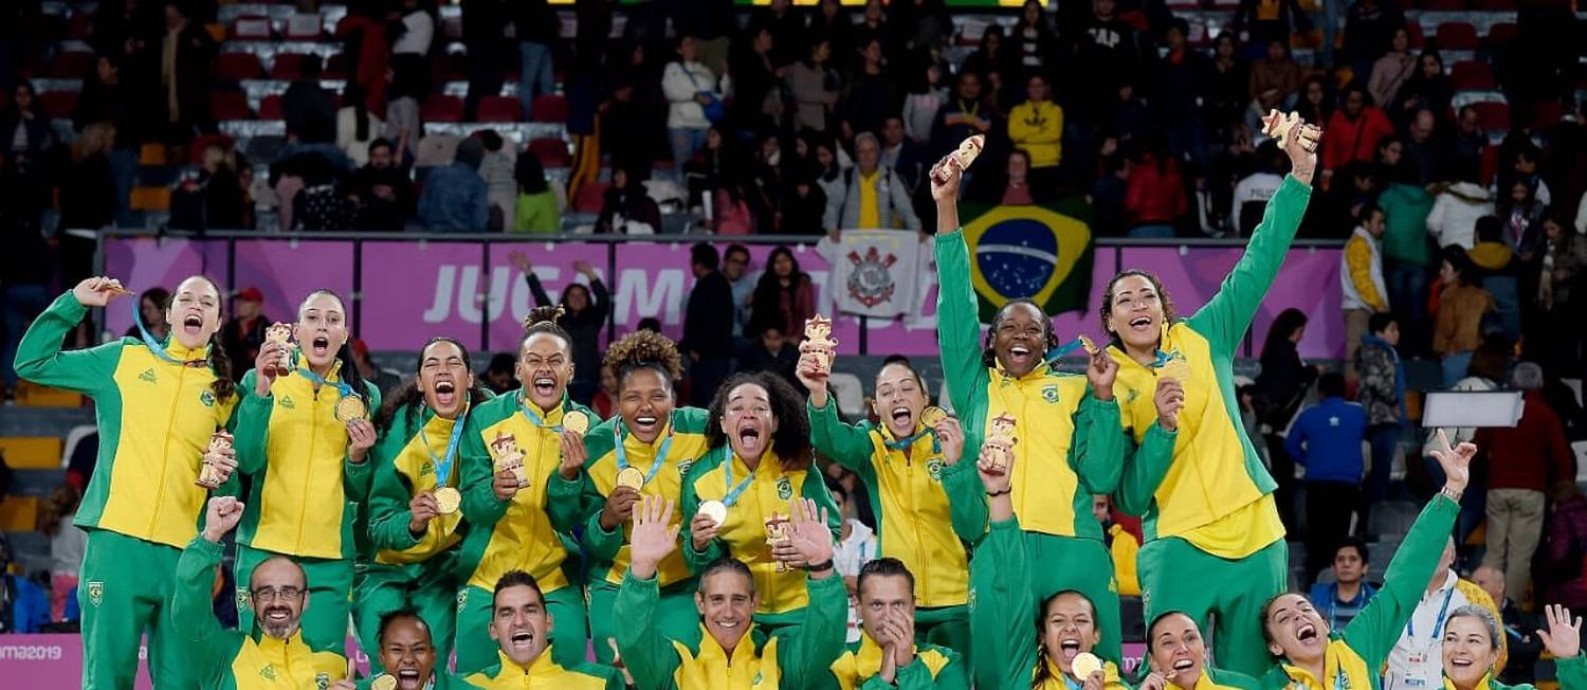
[917,604,971,665]
[234,543,355,655]
[79,530,198,690]
[453,583,587,675]
[1137,536,1287,678]
[353,562,457,674]
[587,579,700,665]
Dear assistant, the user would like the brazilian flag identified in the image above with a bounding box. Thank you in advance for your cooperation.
[957,197,1095,322]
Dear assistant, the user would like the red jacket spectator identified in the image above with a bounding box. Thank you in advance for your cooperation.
[1475,390,1574,492]
[1544,489,1587,610]
[1323,98,1395,174]
[1125,154,1188,228]
[335,12,389,114]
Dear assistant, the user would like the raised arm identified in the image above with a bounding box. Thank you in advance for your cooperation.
[618,496,686,690]
[172,498,248,684]
[931,155,991,421]
[969,451,1038,690]
[777,497,848,690]
[13,285,124,395]
[1075,353,1124,495]
[232,369,275,476]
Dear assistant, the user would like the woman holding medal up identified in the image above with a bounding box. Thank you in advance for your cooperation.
[15,275,239,689]
[358,337,493,671]
[233,288,382,653]
[454,305,595,673]
[679,370,841,638]
[547,330,711,664]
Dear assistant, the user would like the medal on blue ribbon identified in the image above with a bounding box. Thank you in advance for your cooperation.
[296,363,365,421]
[615,412,673,490]
[131,296,207,367]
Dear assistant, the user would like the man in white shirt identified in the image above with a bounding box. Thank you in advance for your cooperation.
[833,484,878,644]
[1230,142,1286,235]
[1383,537,1507,690]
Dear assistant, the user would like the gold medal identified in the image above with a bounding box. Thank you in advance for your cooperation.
[336,395,368,422]
[1072,652,1104,680]
[615,467,645,491]
[562,410,589,434]
[1078,334,1099,355]
[434,487,461,515]
[371,675,397,690]
[1161,358,1192,382]
[920,406,948,427]
[697,500,728,526]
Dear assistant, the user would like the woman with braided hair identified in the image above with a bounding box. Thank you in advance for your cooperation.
[547,329,712,663]
[454,305,596,673]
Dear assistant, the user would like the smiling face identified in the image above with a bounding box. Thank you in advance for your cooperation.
[1443,616,1498,689]
[697,570,758,651]
[620,367,674,444]
[250,558,307,640]
[167,277,223,349]
[517,332,573,410]
[872,363,928,439]
[1105,274,1167,356]
[992,302,1047,377]
[295,292,349,370]
[379,617,437,690]
[489,584,552,668]
[721,383,777,460]
[1150,613,1207,688]
[565,284,591,312]
[1043,593,1101,676]
[419,340,473,419]
[1264,593,1330,663]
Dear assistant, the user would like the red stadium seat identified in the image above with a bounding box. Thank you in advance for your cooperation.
[188,134,235,165]
[259,94,284,120]
[1435,22,1478,50]
[530,93,567,123]
[50,50,95,79]
[1406,22,1426,49]
[1487,22,1517,49]
[270,53,311,81]
[216,53,264,82]
[231,15,273,40]
[1531,100,1564,130]
[571,181,609,213]
[1450,61,1496,90]
[210,91,253,121]
[528,137,571,168]
[1471,101,1510,132]
[39,91,77,119]
[477,95,522,123]
[324,52,348,79]
[420,94,465,123]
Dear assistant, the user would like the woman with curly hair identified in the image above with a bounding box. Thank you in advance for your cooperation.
[356,337,492,671]
[548,329,712,663]
[680,371,842,638]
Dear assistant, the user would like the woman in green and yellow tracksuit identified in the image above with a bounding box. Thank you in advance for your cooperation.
[545,330,709,664]
[929,156,1127,663]
[1101,119,1319,678]
[1258,435,1470,690]
[681,371,842,637]
[618,494,847,690]
[359,337,493,671]
[455,307,593,673]
[1440,603,1587,690]
[14,276,239,690]
[233,289,381,654]
[800,353,976,659]
[1140,611,1263,690]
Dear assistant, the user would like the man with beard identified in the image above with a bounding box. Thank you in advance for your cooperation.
[173,497,348,688]
[332,611,481,690]
[351,138,415,231]
[463,571,624,688]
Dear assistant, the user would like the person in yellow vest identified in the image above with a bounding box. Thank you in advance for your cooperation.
[1140,611,1262,690]
[617,495,847,690]
[1007,73,1064,185]
[681,371,842,637]
[827,557,969,689]
[800,352,974,659]
[233,289,382,654]
[14,275,240,689]
[1440,604,1587,690]
[461,570,625,689]
[359,337,494,670]
[1092,495,1141,598]
[548,330,710,664]
[335,610,481,690]
[1258,431,1472,690]
[176,497,348,690]
[1100,111,1319,677]
[930,132,1127,663]
[454,306,594,673]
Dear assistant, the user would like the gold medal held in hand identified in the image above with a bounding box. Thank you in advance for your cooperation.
[434,486,461,515]
[697,500,728,527]
[1078,334,1099,356]
[562,410,589,435]
[371,675,397,690]
[615,467,646,491]
[920,406,948,427]
[1160,358,1192,382]
[335,395,368,422]
[1072,652,1104,680]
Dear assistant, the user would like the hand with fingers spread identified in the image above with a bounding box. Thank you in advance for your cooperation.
[600,486,643,531]
[1428,429,1476,497]
[72,276,132,308]
[628,495,679,580]
[785,497,835,574]
[1086,349,1119,401]
[408,491,440,537]
[557,429,586,480]
[934,416,965,466]
[1538,604,1583,660]
[1155,378,1185,432]
[346,418,376,463]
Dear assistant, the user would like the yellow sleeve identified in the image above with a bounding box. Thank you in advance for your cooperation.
[1346,236,1387,312]
[1110,526,1141,597]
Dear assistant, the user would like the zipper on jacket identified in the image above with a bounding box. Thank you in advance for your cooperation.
[149,362,189,537]
[294,384,321,554]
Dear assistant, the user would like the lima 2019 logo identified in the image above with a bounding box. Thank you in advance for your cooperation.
[963,206,1091,311]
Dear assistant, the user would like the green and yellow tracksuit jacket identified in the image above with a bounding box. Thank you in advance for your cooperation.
[14,293,238,548]
[1110,175,1312,559]
[1438,658,1587,690]
[1259,493,1460,690]
[681,448,841,621]
[935,230,1125,542]
[549,408,711,589]
[614,570,848,690]
[172,538,347,689]
[367,403,476,566]
[234,366,381,560]
[457,390,592,592]
[357,673,481,689]
[807,398,969,610]
[828,635,968,689]
[463,649,625,689]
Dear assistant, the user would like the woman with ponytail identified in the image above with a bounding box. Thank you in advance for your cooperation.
[356,337,492,672]
[548,329,710,663]
[232,288,381,655]
[14,275,238,688]
[453,305,595,673]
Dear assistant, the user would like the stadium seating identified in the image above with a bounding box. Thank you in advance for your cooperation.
[0,437,63,470]
[420,94,466,124]
[1435,21,1479,50]
[529,137,572,168]
[476,95,522,124]
[216,52,265,83]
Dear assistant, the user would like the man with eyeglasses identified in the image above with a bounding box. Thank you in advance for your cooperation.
[174,497,348,688]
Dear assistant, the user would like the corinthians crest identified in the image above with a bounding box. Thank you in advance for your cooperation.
[845,246,898,308]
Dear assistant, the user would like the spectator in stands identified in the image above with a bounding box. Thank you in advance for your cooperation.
[0,151,51,400]
[387,0,435,163]
[511,150,559,234]
[710,181,756,235]
[283,56,337,145]
[1323,86,1396,180]
[756,0,808,69]
[198,144,247,230]
[1367,27,1416,116]
[1208,33,1251,130]
[845,38,896,142]
[975,148,1053,207]
[888,0,954,56]
[349,338,401,398]
[221,286,268,383]
[902,62,947,147]
[1470,216,1520,340]
[513,252,610,403]
[1293,76,1334,130]
[1342,206,1389,374]
[1074,0,1140,121]
[335,85,384,169]
[1230,142,1286,236]
[1094,494,1141,597]
[824,133,922,235]
[1308,539,1377,629]
[1232,0,1307,53]
[685,127,736,210]
[1503,145,1551,208]
[961,24,1007,81]
[1287,371,1368,585]
[1248,39,1302,110]
[1354,312,1404,536]
[1089,153,1130,236]
[740,324,800,390]
[880,116,928,192]
[1543,482,1587,611]
[1008,73,1063,189]
[718,244,755,342]
[1536,214,1587,373]
[1445,106,1487,183]
[1429,170,1496,250]
[1124,136,1188,238]
[682,243,734,406]
[786,38,842,136]
[1384,537,1506,690]
[475,131,517,231]
[511,0,557,121]
[1393,51,1453,125]
[931,71,994,157]
[729,26,784,136]
[1255,308,1317,530]
[73,54,129,136]
[1499,179,1547,270]
[1433,246,1495,386]
[775,166,827,236]
[853,0,893,67]
[750,246,816,347]
[124,287,170,340]
[811,0,856,69]
[1471,565,1543,686]
[1155,19,1213,169]
[0,533,49,633]
[662,35,722,181]
[1401,109,1440,186]
[1476,362,1574,604]
[418,136,488,232]
[2,81,53,174]
[483,352,516,395]
[56,121,118,239]
[350,138,415,231]
[1009,1,1057,73]
[833,482,879,644]
[155,2,216,151]
[40,484,85,624]
[595,167,661,235]
[334,0,390,117]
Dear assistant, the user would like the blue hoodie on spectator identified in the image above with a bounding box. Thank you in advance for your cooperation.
[1285,396,1368,484]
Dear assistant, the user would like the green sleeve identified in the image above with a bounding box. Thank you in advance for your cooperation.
[547,471,588,533]
[802,473,843,545]
[13,293,121,395]
[873,650,969,690]
[171,538,240,683]
[1185,176,1312,354]
[1557,654,1587,690]
[342,383,383,502]
[934,229,991,420]
[582,507,627,563]
[233,369,274,476]
[367,416,421,552]
[681,460,725,572]
[941,460,989,545]
[807,398,880,480]
[613,571,683,690]
[1340,494,1459,668]
[781,575,850,690]
[1074,393,1125,495]
[1114,425,1178,518]
[459,414,511,529]
[1208,668,1263,690]
[970,519,1037,690]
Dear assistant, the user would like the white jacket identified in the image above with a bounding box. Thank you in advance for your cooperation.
[662,61,720,130]
[1426,182,1494,249]
[1341,226,1389,312]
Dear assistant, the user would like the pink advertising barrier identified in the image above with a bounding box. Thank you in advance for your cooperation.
[102,236,1344,359]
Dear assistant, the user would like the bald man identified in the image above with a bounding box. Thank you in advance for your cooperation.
[1473,565,1543,685]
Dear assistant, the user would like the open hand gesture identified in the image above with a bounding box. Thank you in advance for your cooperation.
[1538,604,1582,660]
[629,496,679,579]
[785,497,834,568]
